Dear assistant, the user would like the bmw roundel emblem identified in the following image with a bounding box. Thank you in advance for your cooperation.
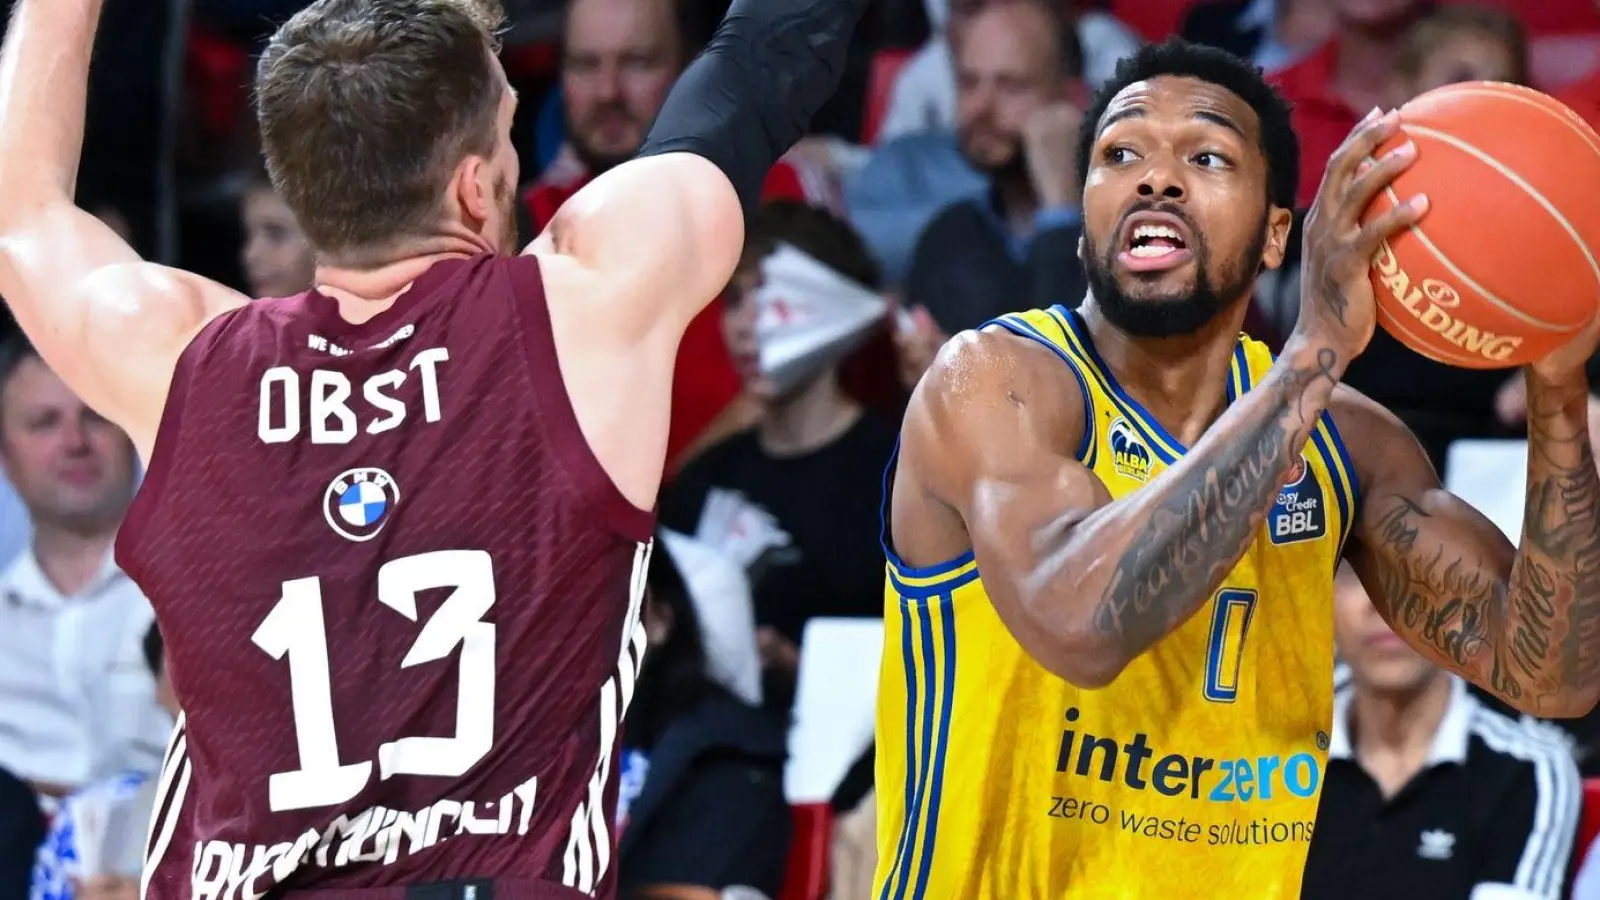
[323,467,401,542]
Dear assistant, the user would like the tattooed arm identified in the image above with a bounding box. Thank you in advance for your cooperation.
[1337,372,1600,718]
[891,328,1351,686]
[890,108,1425,686]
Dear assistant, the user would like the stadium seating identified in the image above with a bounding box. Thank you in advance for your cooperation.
[779,803,835,900]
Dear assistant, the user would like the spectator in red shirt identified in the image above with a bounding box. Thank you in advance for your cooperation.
[1270,0,1432,208]
[524,0,843,470]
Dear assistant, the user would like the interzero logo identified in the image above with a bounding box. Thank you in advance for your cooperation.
[1053,708,1322,803]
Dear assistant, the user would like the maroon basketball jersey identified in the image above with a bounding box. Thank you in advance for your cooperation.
[116,254,653,899]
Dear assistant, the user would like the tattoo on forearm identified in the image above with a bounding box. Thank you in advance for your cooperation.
[1092,348,1341,658]
[1365,497,1501,673]
[1314,264,1348,328]
[1520,396,1600,694]
[1365,381,1600,713]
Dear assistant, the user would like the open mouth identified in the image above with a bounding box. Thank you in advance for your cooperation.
[1118,212,1195,272]
[1126,223,1188,258]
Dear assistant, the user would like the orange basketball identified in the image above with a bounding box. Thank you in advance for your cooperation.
[1361,81,1600,369]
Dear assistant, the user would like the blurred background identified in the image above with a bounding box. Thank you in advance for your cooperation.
[9,1,1600,898]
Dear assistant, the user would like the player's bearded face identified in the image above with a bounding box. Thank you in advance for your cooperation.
[1082,201,1267,338]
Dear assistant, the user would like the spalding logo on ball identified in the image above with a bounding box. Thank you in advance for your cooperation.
[323,467,401,542]
[1364,81,1600,369]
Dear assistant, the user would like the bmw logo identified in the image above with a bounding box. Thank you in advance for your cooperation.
[323,467,401,542]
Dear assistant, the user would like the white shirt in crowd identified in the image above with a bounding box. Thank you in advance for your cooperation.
[0,474,28,566]
[0,548,170,791]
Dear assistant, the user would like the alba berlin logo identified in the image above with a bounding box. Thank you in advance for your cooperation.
[1370,239,1523,363]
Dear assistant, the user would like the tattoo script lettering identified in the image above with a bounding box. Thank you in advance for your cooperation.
[1092,349,1340,658]
[1365,383,1600,714]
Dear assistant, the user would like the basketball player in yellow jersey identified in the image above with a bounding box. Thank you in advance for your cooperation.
[875,37,1600,900]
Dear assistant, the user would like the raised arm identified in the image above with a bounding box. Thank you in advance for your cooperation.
[1338,359,1600,719]
[0,0,247,456]
[525,0,868,342]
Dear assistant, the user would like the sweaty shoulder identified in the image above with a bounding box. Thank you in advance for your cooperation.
[899,326,1089,510]
[915,323,1088,445]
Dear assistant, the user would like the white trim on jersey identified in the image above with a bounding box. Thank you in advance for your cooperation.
[562,540,652,895]
[142,712,193,900]
[1470,704,1581,899]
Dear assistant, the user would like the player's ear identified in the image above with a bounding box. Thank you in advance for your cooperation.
[451,155,493,225]
[1077,233,1086,265]
[1259,205,1293,271]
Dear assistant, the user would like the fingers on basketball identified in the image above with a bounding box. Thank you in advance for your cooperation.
[1344,141,1419,222]
[1361,82,1600,369]
[1320,110,1401,201]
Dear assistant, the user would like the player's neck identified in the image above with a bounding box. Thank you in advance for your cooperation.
[314,238,490,322]
[29,523,115,598]
[1078,298,1247,447]
[1349,672,1453,797]
[758,372,862,458]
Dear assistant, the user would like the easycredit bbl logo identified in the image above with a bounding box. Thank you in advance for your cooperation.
[1053,707,1322,803]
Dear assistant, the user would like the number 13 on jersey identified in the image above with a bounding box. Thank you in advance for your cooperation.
[1202,588,1257,703]
[252,549,497,812]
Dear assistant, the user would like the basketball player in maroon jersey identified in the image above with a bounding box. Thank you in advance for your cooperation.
[0,0,865,895]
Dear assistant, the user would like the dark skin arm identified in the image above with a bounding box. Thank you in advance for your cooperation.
[1338,366,1600,719]
[890,110,1423,687]
[892,328,1345,686]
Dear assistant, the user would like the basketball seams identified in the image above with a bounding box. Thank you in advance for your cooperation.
[1401,124,1600,326]
[1376,300,1488,367]
[1368,189,1505,368]
[1379,182,1582,335]
[1438,83,1600,163]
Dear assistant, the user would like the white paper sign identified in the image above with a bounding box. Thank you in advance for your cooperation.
[1443,439,1528,541]
[785,617,885,804]
[658,529,763,707]
[754,243,888,395]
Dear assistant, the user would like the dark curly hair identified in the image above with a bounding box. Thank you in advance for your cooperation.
[1075,38,1300,210]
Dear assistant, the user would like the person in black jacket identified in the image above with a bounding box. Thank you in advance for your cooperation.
[617,536,792,899]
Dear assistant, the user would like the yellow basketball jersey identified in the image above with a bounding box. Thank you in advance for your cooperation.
[873,306,1358,900]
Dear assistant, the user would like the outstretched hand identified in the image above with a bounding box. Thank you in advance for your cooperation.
[1297,108,1429,361]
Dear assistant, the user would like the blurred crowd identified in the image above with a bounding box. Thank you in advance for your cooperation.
[8,0,1600,898]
